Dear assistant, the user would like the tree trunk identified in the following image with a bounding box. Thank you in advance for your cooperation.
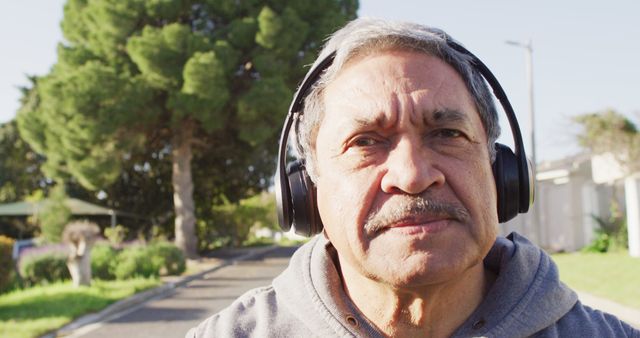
[172,120,198,259]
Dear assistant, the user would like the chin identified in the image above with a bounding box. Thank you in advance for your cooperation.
[364,238,487,288]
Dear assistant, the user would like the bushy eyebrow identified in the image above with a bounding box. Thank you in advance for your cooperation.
[348,108,470,130]
[428,109,469,125]
[352,114,389,129]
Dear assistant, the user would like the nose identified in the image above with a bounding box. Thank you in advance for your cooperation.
[380,137,445,195]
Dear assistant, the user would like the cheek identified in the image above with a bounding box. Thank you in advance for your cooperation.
[316,170,381,252]
[478,164,498,221]
[316,176,355,257]
[316,173,363,232]
[459,161,499,235]
[446,155,497,214]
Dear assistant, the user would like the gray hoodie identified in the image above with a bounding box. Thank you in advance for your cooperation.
[187,233,639,337]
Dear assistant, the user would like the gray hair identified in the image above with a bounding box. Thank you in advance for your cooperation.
[294,18,500,182]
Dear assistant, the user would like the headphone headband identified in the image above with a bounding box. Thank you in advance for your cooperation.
[276,40,533,235]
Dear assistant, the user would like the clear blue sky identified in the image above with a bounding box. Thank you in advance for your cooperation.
[1,0,639,163]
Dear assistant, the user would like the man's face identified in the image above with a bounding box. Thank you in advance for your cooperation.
[314,50,498,287]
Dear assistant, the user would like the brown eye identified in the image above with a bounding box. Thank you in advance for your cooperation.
[435,129,462,138]
[353,137,379,147]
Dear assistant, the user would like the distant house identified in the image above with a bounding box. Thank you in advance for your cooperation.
[501,154,623,252]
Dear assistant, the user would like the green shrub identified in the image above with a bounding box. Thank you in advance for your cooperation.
[148,241,186,276]
[584,201,628,253]
[38,185,71,243]
[104,225,128,246]
[0,272,18,294]
[0,235,15,292]
[19,252,70,286]
[197,219,234,252]
[199,192,278,251]
[583,229,610,253]
[91,243,118,280]
[112,246,157,280]
[109,242,186,280]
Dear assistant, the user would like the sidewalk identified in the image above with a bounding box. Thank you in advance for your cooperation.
[576,290,640,329]
[48,245,280,338]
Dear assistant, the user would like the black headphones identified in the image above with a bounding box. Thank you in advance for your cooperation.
[275,40,534,237]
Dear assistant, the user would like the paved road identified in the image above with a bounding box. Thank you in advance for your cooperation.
[70,246,297,338]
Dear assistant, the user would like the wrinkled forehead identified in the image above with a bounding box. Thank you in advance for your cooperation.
[315,39,492,133]
[326,50,465,99]
[318,39,477,119]
[321,50,481,130]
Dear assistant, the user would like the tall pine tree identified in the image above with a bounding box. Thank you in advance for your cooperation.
[17,0,357,258]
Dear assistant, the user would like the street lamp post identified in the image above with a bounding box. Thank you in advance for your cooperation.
[506,39,542,245]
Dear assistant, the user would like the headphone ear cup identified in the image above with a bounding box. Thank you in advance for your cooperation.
[276,165,293,233]
[492,143,521,223]
[286,160,323,237]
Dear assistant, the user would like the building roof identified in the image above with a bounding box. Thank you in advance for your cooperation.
[0,198,119,216]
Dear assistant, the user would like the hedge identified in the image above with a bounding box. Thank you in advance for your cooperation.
[0,236,15,292]
[19,252,70,286]
[14,240,186,285]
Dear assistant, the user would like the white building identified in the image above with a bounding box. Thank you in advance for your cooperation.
[501,154,624,253]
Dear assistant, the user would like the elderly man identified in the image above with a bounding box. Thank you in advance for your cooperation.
[187,18,639,337]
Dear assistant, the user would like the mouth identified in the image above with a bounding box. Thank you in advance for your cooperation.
[376,216,453,236]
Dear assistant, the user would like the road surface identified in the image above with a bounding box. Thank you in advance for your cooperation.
[70,246,297,338]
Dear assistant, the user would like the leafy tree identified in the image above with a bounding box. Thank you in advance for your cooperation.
[5,79,169,237]
[70,137,175,235]
[574,110,640,173]
[38,184,72,243]
[17,0,358,258]
[0,117,51,239]
[0,120,50,204]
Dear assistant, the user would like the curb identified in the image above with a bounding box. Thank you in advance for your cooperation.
[48,245,280,338]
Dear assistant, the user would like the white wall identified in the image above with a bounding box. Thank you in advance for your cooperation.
[501,159,613,252]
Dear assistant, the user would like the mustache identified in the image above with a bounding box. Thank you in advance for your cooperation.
[364,195,471,236]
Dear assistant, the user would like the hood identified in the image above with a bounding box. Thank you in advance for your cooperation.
[273,235,384,337]
[453,232,578,337]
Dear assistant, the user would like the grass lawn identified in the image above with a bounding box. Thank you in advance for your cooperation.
[552,251,640,309]
[0,277,161,338]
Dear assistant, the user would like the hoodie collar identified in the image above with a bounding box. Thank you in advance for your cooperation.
[453,233,578,337]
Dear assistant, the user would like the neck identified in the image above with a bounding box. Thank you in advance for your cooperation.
[339,257,495,338]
